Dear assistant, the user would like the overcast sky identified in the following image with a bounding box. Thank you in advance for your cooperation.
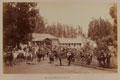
[36,1,113,34]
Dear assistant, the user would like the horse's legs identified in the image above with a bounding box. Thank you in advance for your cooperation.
[89,56,92,65]
[31,56,34,64]
[47,53,48,57]
[50,58,54,63]
[38,55,41,62]
[26,56,28,63]
[55,57,58,61]
[52,58,54,63]
[59,58,62,66]
[13,58,16,65]
[9,60,13,67]
[68,56,72,66]
[37,58,39,62]
[106,57,111,67]
[68,60,70,66]
[54,55,57,62]
[103,60,106,67]
[4,58,7,66]
[38,57,41,62]
[40,56,42,61]
[49,57,51,63]
[43,55,44,60]
[98,60,102,67]
[23,56,26,60]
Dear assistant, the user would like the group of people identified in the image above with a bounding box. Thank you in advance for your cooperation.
[3,43,95,66]
[3,44,78,66]
[4,46,35,66]
[3,42,114,68]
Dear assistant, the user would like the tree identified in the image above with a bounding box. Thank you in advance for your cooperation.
[109,3,117,68]
[3,2,39,49]
[56,23,63,38]
[109,3,117,46]
[88,18,113,44]
[76,25,86,38]
[35,21,78,38]
[88,18,114,67]
[34,16,46,33]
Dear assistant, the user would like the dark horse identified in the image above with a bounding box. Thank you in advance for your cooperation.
[36,48,46,62]
[97,50,111,67]
[53,49,75,66]
[4,49,25,66]
[4,51,14,66]
[77,50,93,65]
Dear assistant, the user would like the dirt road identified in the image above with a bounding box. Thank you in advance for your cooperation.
[3,57,116,74]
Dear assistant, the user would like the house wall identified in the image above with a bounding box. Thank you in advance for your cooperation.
[60,43,81,49]
[51,39,59,46]
[31,39,59,47]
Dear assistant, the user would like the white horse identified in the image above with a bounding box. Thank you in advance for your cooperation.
[24,47,34,64]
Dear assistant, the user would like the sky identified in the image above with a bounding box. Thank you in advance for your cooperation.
[36,1,113,34]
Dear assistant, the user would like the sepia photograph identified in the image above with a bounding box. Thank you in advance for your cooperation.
[2,1,118,75]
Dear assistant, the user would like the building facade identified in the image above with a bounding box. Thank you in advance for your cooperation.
[58,38,83,49]
[31,33,59,46]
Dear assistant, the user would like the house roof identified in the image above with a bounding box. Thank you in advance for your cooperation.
[58,38,82,44]
[32,33,57,41]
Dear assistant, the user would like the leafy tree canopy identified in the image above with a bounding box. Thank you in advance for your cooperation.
[3,2,40,49]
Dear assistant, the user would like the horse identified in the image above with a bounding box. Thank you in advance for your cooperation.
[48,50,55,63]
[77,49,93,65]
[25,47,34,64]
[17,49,26,61]
[3,47,26,66]
[3,48,23,66]
[85,53,93,65]
[4,51,14,66]
[97,50,111,67]
[53,48,75,66]
[36,47,46,62]
[77,50,86,63]
[32,46,39,58]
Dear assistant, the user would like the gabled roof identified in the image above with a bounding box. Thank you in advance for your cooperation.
[59,38,82,44]
[32,33,57,41]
